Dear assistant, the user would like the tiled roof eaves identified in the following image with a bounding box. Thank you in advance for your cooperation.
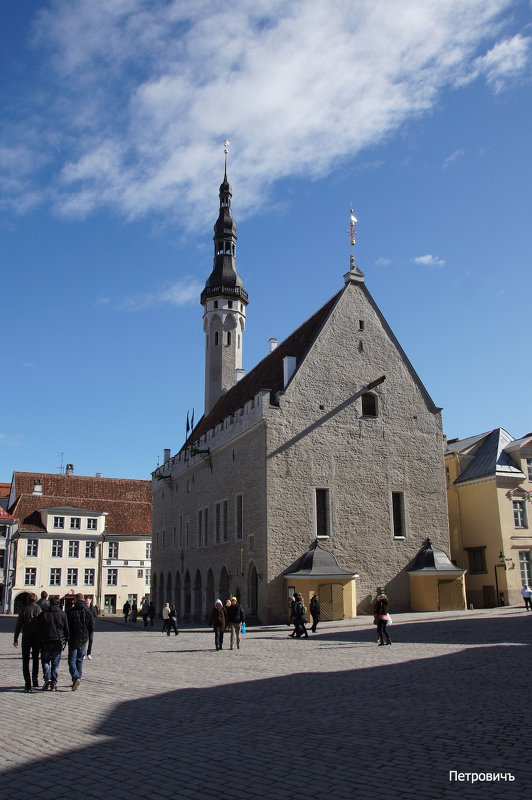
[183,288,344,449]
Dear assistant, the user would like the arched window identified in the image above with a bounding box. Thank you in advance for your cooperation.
[214,331,219,346]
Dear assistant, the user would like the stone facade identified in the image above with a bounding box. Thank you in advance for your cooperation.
[152,260,451,622]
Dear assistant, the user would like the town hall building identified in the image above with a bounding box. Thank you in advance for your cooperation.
[151,165,464,623]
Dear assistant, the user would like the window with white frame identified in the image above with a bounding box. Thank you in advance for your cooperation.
[85,541,96,558]
[527,458,532,482]
[145,541,152,559]
[70,517,81,530]
[108,542,119,559]
[87,518,98,530]
[84,568,95,586]
[66,568,78,586]
[519,551,532,586]
[50,567,61,586]
[24,567,37,585]
[26,539,38,557]
[513,500,528,528]
[236,495,243,541]
[68,540,79,558]
[51,539,63,558]
[315,489,330,537]
[145,568,151,586]
[53,516,65,529]
[107,568,118,586]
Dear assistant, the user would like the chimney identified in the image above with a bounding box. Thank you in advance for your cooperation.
[269,338,278,352]
[65,464,74,476]
[32,478,43,495]
[283,356,297,388]
[235,368,245,383]
[95,473,102,478]
[164,448,171,463]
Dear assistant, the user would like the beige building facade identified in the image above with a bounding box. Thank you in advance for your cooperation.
[152,170,459,623]
[6,470,152,614]
[445,429,532,608]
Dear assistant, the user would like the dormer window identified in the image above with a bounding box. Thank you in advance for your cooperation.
[70,517,81,530]
[87,518,98,530]
[53,516,65,529]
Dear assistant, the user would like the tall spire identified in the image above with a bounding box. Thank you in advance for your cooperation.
[201,143,249,415]
[200,141,248,306]
[344,207,365,285]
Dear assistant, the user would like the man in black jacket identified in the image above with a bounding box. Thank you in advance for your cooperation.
[226,596,245,650]
[38,596,69,691]
[14,592,42,692]
[67,593,94,691]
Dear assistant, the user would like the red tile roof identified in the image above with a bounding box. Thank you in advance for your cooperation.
[186,289,343,448]
[9,472,151,535]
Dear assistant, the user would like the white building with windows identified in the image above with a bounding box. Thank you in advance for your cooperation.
[6,469,152,614]
[151,168,458,623]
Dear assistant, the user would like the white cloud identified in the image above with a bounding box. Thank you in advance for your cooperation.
[119,277,203,311]
[456,33,531,93]
[375,257,391,267]
[442,148,466,168]
[1,1,529,227]
[414,254,446,267]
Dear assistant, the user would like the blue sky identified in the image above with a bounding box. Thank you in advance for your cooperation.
[1,0,531,481]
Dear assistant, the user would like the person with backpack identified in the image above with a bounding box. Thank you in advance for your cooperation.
[13,592,42,692]
[39,596,69,691]
[67,593,94,691]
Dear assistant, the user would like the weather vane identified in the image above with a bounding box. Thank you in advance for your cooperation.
[348,207,358,269]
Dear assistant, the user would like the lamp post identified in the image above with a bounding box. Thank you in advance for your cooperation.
[494,551,507,606]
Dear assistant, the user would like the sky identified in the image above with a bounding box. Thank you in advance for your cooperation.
[1,0,531,482]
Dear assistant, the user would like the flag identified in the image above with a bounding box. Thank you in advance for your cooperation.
[191,408,195,431]
[186,411,190,435]
[350,214,358,223]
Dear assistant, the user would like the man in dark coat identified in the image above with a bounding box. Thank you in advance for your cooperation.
[14,592,42,692]
[67,593,94,691]
[38,596,69,691]
[226,596,245,650]
[310,593,320,633]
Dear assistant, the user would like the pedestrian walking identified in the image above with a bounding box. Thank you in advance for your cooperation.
[131,601,138,623]
[148,601,156,626]
[122,600,131,623]
[373,592,391,646]
[67,593,94,691]
[209,600,226,650]
[227,596,245,650]
[162,602,170,634]
[36,590,50,612]
[141,599,150,627]
[38,596,69,691]
[310,593,320,633]
[292,593,308,639]
[84,598,97,659]
[13,592,42,692]
[521,584,532,611]
[166,604,179,636]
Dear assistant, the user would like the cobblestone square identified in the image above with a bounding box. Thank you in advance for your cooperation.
[0,607,530,800]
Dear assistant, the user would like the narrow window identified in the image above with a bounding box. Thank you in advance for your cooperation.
[203,508,209,546]
[519,551,532,586]
[145,569,151,586]
[527,458,532,481]
[227,331,231,346]
[198,510,203,547]
[85,541,96,558]
[51,540,63,558]
[214,331,219,346]
[215,503,221,543]
[146,542,152,559]
[466,547,487,574]
[87,518,98,530]
[66,568,78,586]
[108,542,119,558]
[53,516,65,529]
[513,500,528,528]
[70,517,81,529]
[107,568,118,586]
[391,492,406,538]
[316,489,330,537]
[359,320,365,331]
[236,495,243,541]
[223,500,228,542]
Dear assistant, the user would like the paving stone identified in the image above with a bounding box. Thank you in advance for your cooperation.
[0,607,529,799]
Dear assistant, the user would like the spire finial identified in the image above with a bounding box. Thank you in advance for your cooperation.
[224,139,230,179]
[343,206,365,284]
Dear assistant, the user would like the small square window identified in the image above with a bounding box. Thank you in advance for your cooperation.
[53,516,65,529]
[70,517,81,530]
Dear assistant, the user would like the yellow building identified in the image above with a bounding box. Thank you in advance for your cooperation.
[6,469,152,615]
[445,429,532,608]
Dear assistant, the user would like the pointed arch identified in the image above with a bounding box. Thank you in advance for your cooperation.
[247,562,258,616]
[219,567,230,602]
[175,571,181,619]
[184,570,192,620]
[194,570,203,622]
